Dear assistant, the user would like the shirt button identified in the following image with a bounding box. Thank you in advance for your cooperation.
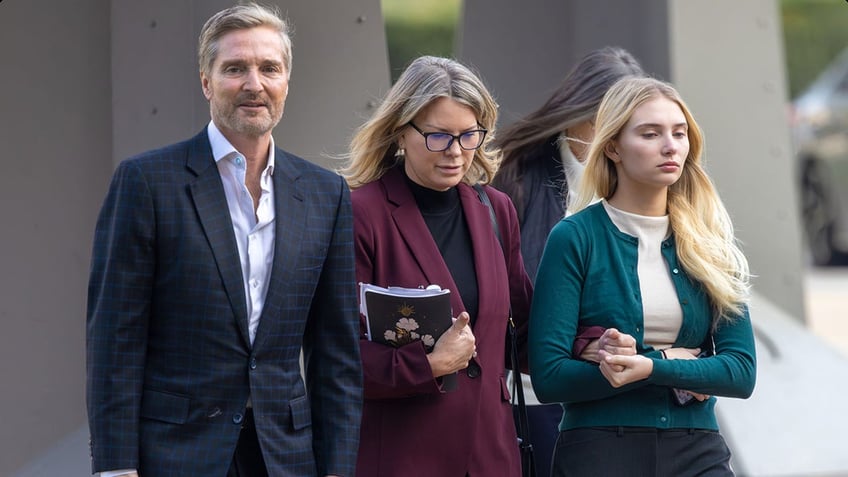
[672,268,679,274]
[233,413,244,425]
[235,156,244,167]
[660,416,668,423]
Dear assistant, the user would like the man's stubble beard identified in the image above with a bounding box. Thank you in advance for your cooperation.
[212,98,283,138]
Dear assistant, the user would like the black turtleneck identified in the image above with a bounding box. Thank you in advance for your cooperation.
[404,172,479,323]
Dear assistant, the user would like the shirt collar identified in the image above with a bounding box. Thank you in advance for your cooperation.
[207,120,275,175]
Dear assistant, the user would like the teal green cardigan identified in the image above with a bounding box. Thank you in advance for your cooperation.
[528,202,756,431]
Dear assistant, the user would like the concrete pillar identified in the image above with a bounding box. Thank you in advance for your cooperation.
[0,1,111,475]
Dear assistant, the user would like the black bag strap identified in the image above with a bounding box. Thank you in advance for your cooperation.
[474,183,503,246]
[473,184,535,476]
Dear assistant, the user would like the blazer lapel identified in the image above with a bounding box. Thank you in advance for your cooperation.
[251,148,305,351]
[383,168,463,310]
[186,129,251,347]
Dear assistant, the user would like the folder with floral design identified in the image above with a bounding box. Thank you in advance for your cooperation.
[359,283,453,353]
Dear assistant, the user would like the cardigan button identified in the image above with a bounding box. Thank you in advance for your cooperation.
[466,362,481,378]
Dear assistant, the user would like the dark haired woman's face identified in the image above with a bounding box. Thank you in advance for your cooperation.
[566,120,594,162]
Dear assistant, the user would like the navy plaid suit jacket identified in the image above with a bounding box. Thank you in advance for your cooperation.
[86,129,363,476]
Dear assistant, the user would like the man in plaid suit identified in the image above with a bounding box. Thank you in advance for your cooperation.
[86,4,362,476]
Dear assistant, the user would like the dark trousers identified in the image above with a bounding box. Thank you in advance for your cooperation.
[551,427,734,477]
[227,409,269,477]
[516,403,562,476]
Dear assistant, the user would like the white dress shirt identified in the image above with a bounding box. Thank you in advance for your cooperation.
[208,121,276,346]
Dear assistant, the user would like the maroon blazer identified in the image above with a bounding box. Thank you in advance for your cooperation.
[351,167,533,477]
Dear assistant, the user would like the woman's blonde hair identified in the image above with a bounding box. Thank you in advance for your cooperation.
[341,56,500,189]
[574,77,750,323]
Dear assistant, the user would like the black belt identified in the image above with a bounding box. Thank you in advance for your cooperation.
[578,426,704,436]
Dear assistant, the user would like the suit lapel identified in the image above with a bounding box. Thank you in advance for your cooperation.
[252,148,305,351]
[383,168,464,311]
[186,129,251,348]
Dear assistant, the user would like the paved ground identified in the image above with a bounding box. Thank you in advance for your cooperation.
[804,266,848,357]
[718,273,848,476]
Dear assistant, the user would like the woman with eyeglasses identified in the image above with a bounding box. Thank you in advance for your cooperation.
[341,55,533,477]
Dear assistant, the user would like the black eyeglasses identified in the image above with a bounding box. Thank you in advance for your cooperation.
[407,122,487,152]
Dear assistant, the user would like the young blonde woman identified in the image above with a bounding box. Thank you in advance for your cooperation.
[529,76,756,476]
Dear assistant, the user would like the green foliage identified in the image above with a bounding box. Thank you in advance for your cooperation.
[781,0,848,98]
[381,0,461,82]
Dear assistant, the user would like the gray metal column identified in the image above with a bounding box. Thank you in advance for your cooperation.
[458,0,670,124]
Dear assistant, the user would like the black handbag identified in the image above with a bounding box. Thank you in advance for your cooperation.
[474,184,537,477]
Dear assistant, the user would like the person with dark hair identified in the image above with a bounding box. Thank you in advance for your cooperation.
[494,46,646,279]
[86,4,362,476]
[493,46,646,474]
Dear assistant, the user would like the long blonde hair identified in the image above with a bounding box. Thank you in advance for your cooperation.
[575,77,750,322]
[341,56,500,189]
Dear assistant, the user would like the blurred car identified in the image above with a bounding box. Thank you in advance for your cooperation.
[790,46,848,266]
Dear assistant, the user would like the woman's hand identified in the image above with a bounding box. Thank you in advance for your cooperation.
[663,347,701,360]
[580,328,636,371]
[597,351,653,387]
[662,347,711,401]
[426,312,476,378]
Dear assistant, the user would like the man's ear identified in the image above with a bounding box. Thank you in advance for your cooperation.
[200,72,212,100]
[604,141,620,163]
